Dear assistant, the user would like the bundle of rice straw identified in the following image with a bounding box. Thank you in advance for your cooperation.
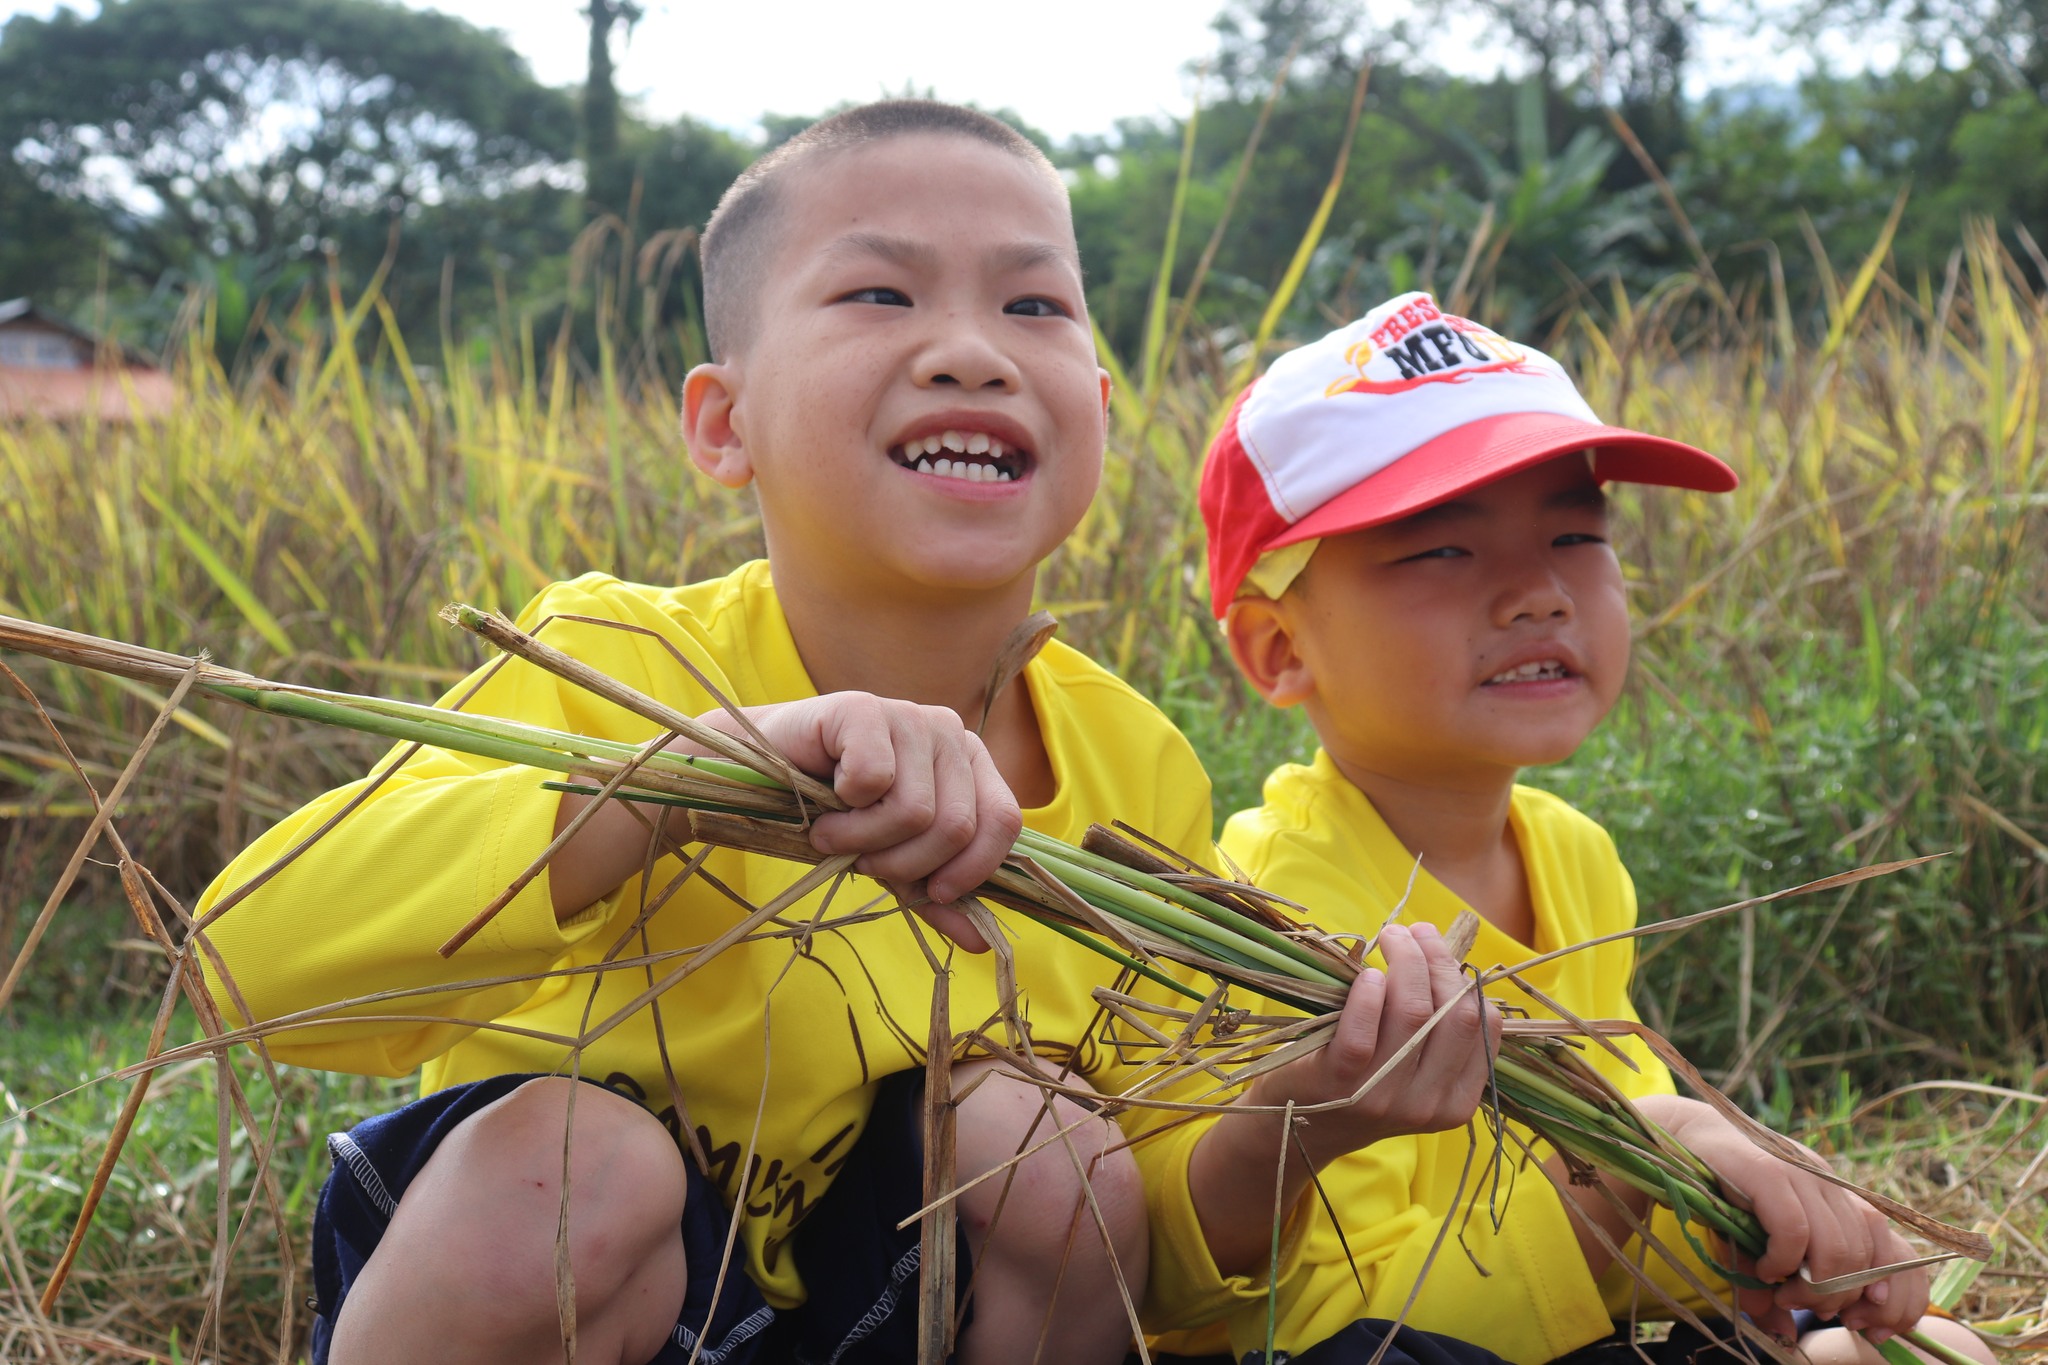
[0,607,1998,1365]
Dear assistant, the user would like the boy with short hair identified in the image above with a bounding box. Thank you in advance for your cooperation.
[1136,294,1992,1365]
[197,100,1211,1365]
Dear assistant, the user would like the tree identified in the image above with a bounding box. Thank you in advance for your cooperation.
[0,153,107,303]
[0,0,578,288]
[1773,0,2048,98]
[623,116,753,233]
[582,0,645,218]
[1203,0,1373,97]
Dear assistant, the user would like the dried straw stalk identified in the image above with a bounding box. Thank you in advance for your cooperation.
[0,609,2003,1365]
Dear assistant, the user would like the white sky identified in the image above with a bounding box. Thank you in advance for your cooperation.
[0,0,1855,143]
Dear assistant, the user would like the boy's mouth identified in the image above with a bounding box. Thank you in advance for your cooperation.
[1483,659,1572,685]
[888,428,1031,484]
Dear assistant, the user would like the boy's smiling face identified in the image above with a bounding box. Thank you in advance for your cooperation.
[1229,455,1630,789]
[684,133,1107,603]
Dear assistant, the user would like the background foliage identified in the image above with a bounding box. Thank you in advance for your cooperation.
[4,0,2048,364]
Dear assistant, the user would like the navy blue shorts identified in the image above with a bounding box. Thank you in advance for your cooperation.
[1146,1320,1515,1365]
[310,1069,968,1364]
[1147,1312,1825,1365]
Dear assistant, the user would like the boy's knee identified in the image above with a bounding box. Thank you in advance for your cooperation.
[1793,1320,1994,1365]
[334,1080,692,1364]
[431,1077,689,1289]
[1901,1317,1997,1365]
[954,1068,1146,1268]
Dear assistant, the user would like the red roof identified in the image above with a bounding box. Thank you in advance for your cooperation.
[0,298,174,422]
[0,364,176,421]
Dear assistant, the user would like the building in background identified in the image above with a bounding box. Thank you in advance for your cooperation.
[0,299,174,421]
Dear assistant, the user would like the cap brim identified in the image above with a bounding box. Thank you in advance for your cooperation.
[1272,411,1738,549]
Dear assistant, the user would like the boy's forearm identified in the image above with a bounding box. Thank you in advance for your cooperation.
[1543,1150,1652,1279]
[545,710,760,920]
[548,787,684,921]
[1542,1092,1699,1278]
[1186,1103,1324,1279]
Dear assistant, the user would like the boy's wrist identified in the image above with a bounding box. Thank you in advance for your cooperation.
[1190,1099,1315,1279]
[1241,1076,1367,1172]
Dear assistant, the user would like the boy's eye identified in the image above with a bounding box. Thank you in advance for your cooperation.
[1555,532,1607,547]
[843,287,910,307]
[1004,296,1069,318]
[1401,546,1468,562]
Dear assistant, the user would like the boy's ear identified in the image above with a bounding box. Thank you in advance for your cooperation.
[1224,597,1316,708]
[682,363,753,489]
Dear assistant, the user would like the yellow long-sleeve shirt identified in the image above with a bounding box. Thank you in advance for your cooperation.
[1139,750,1720,1363]
[194,560,1214,1310]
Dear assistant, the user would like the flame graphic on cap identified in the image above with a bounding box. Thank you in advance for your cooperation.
[1327,356,1548,398]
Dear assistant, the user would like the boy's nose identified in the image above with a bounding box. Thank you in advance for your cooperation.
[1495,562,1574,625]
[913,312,1021,391]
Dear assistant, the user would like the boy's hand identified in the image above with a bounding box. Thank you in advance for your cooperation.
[553,692,1019,950]
[713,693,1021,953]
[1638,1097,1930,1343]
[1250,923,1502,1166]
[1188,922,1501,1277]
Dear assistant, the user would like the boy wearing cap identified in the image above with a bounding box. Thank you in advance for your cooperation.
[1137,294,1991,1365]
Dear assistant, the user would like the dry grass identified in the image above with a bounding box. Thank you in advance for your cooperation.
[0,210,2044,1360]
[0,603,2041,1365]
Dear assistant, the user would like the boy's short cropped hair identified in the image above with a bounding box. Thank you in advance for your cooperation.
[1198,291,1738,614]
[700,100,1065,361]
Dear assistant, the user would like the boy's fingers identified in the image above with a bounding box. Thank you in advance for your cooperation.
[1371,925,1438,1052]
[1414,926,1485,1050]
[1398,928,1491,1125]
[1882,1263,1929,1330]
[1757,1305,1799,1343]
[1446,996,1503,1113]
[1738,1262,1803,1337]
[1326,965,1389,1089]
[809,707,947,856]
[834,698,934,809]
[845,736,980,884]
[904,890,993,955]
[1839,1222,1926,1333]
[924,737,1020,905]
[758,694,899,797]
[1749,1182,1814,1285]
[1791,1195,1868,1315]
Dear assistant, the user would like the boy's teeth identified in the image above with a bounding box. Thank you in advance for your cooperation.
[903,451,1013,483]
[1488,660,1567,683]
[891,429,1025,482]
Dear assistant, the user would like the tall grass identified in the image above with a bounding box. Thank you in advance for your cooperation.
[1,226,2044,1080]
[1,219,2045,1365]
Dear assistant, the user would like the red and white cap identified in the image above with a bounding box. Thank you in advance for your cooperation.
[1199,292,1737,616]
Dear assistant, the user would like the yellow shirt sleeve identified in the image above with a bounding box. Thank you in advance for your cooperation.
[192,574,718,1075]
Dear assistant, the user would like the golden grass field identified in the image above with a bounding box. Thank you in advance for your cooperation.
[0,218,2043,1361]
